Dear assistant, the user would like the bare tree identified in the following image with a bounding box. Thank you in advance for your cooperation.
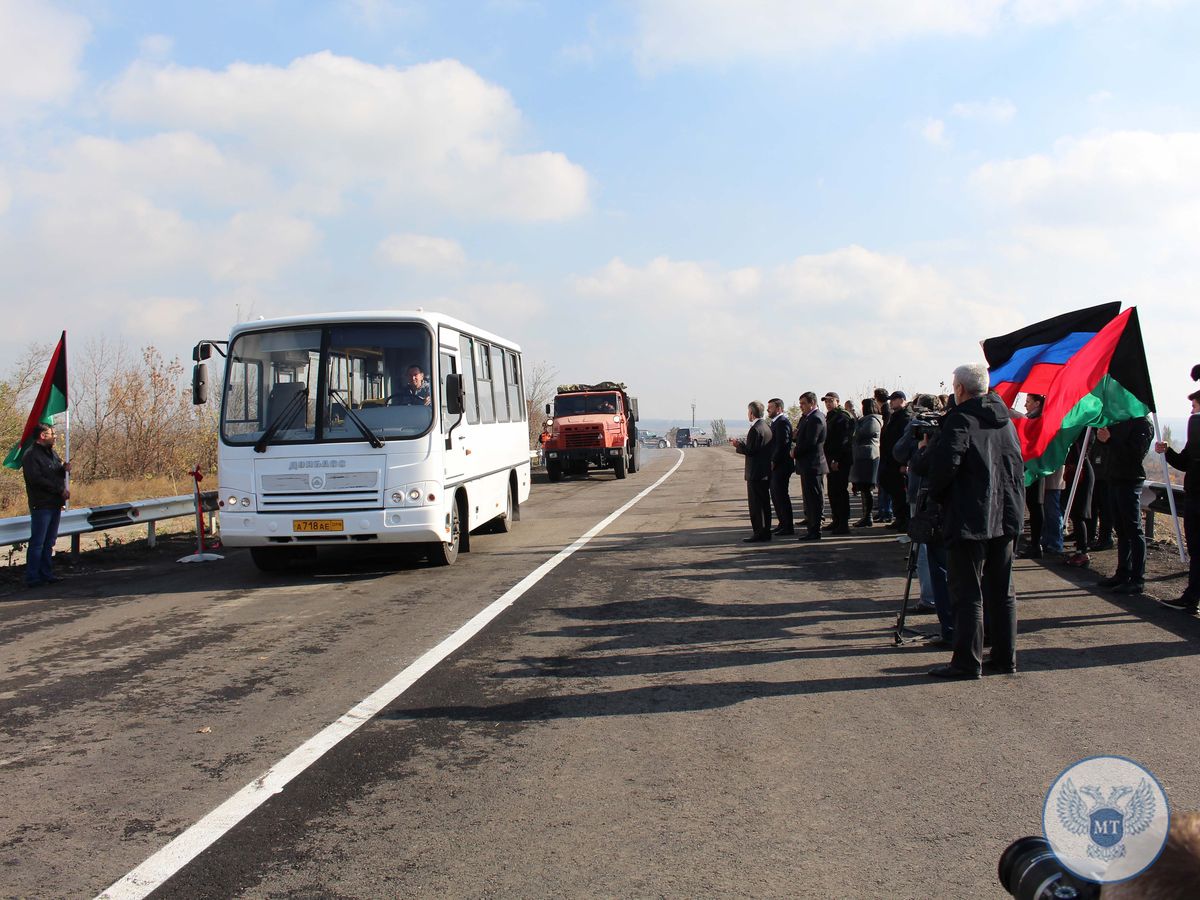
[525,360,558,449]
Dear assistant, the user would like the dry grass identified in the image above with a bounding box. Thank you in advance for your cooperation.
[0,475,191,518]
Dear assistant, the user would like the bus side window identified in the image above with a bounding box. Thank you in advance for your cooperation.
[439,352,456,433]
[505,352,523,422]
[477,342,495,424]
[490,345,508,422]
[458,335,480,425]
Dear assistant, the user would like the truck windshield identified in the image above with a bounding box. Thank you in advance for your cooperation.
[554,393,621,416]
[221,323,433,445]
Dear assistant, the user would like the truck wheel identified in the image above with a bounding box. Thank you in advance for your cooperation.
[250,547,290,572]
[658,439,667,449]
[428,502,461,566]
[629,444,639,474]
[547,460,562,482]
[614,452,627,479]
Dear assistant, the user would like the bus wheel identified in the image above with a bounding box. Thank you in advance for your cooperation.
[429,503,461,566]
[547,460,563,482]
[492,483,514,534]
[614,451,627,479]
[250,547,291,573]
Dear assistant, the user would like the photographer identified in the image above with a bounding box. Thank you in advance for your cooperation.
[916,363,1025,679]
[895,395,941,612]
[907,408,955,647]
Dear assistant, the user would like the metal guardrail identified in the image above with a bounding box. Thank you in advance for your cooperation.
[0,491,218,549]
[1143,480,1185,515]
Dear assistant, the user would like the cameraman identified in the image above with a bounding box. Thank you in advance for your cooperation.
[915,363,1025,679]
[907,405,955,647]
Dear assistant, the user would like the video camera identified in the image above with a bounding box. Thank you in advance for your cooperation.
[999,836,1099,899]
[911,410,944,439]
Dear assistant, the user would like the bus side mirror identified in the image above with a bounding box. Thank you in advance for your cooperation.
[193,342,213,362]
[446,373,465,415]
[630,398,639,421]
[192,363,209,405]
[545,403,552,416]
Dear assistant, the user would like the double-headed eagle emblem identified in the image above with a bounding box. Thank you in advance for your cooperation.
[1056,777,1157,861]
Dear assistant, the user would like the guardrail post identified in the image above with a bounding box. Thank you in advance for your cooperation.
[147,521,157,549]
[71,533,81,561]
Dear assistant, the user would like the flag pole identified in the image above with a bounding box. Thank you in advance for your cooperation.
[1151,411,1187,565]
[1064,427,1091,539]
[64,407,71,509]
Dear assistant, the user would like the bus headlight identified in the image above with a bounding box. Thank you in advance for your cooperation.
[227,495,238,506]
[240,497,250,508]
[408,488,421,502]
[391,490,404,503]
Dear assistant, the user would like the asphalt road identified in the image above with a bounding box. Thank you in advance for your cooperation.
[1,447,1198,899]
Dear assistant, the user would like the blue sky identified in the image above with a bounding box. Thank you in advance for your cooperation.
[2,0,1199,424]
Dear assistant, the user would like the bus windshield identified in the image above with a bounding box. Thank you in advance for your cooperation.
[221,323,434,445]
[553,393,621,416]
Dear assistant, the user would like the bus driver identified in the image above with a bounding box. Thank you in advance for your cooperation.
[391,365,432,406]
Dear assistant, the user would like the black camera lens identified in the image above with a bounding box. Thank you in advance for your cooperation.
[999,836,1100,899]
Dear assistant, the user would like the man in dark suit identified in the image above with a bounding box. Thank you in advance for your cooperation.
[767,397,794,535]
[732,401,774,542]
[879,390,914,531]
[822,392,854,535]
[792,391,829,541]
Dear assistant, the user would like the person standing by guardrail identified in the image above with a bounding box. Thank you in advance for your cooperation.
[1156,388,1200,614]
[22,423,70,588]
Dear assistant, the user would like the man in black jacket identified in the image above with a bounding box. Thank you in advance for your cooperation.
[792,391,829,541]
[21,423,70,588]
[879,391,914,531]
[1096,413,1154,594]
[732,401,774,543]
[822,392,854,535]
[917,363,1025,679]
[1158,389,1200,613]
[766,398,794,535]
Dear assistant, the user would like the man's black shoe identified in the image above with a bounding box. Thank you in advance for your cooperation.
[45,576,62,584]
[772,527,795,536]
[743,534,771,543]
[1113,581,1145,595]
[853,517,873,528]
[926,636,954,649]
[1160,595,1200,614]
[1089,540,1115,551]
[1016,547,1042,559]
[982,660,1017,675]
[911,603,937,614]
[798,532,822,542]
[831,526,851,535]
[927,663,980,680]
[1098,574,1128,588]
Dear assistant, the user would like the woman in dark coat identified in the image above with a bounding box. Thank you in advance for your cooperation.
[851,397,883,526]
[1064,431,1095,567]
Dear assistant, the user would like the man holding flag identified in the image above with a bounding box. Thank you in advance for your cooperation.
[21,424,69,587]
[3,331,70,588]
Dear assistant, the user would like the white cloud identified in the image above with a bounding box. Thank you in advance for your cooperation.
[0,0,90,117]
[950,97,1016,123]
[632,0,1114,67]
[105,52,590,222]
[568,248,1012,415]
[208,212,319,282]
[0,170,10,214]
[972,130,1200,233]
[921,118,949,146]
[138,34,174,60]
[377,233,467,271]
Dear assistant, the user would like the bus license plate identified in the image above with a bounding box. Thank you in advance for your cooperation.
[293,519,344,533]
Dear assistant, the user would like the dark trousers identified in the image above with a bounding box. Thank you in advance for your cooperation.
[769,468,794,532]
[1070,515,1091,554]
[926,541,953,642]
[1184,496,1200,600]
[800,472,824,535]
[855,486,874,521]
[747,479,771,537]
[1110,479,1146,582]
[1090,479,1113,545]
[946,536,1017,673]
[1025,483,1043,550]
[883,473,909,528]
[26,507,62,586]
[827,466,850,528]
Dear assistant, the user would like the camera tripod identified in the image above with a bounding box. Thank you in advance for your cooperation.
[893,537,935,645]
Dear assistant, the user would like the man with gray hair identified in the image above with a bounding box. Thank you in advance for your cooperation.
[731,401,774,542]
[916,362,1025,678]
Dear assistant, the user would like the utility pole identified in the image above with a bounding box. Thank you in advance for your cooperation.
[691,400,696,427]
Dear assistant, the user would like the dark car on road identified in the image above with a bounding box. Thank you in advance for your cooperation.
[675,428,712,448]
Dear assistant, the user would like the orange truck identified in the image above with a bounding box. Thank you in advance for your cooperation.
[543,382,641,481]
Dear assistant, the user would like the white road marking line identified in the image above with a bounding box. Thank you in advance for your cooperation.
[97,449,685,900]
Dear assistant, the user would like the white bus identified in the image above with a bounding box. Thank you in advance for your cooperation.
[192,311,531,570]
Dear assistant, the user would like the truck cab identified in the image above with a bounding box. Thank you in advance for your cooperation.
[543,382,640,481]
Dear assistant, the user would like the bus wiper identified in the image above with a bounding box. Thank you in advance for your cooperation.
[254,386,309,453]
[329,388,384,448]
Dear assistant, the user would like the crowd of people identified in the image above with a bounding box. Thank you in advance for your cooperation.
[732,361,1200,680]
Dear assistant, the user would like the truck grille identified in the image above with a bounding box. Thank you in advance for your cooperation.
[564,428,604,448]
